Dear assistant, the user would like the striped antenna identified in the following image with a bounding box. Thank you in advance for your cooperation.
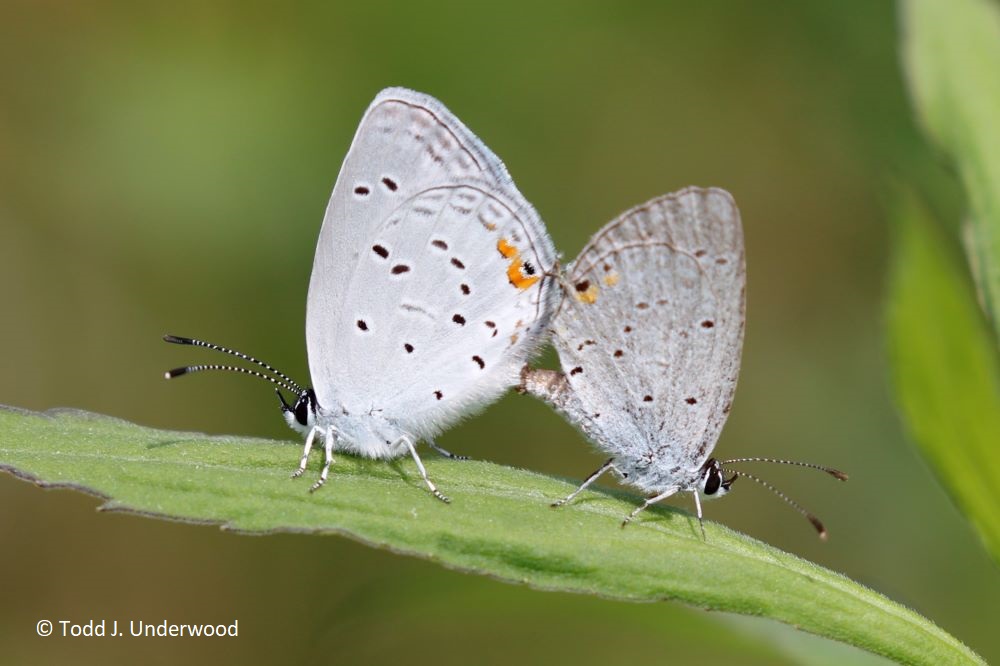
[165,363,301,396]
[163,334,304,394]
[725,468,829,539]
[720,457,848,481]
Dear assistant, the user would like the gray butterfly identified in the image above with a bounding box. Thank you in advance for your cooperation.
[521,187,845,535]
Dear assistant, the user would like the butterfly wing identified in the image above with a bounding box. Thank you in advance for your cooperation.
[545,187,744,477]
[306,88,556,436]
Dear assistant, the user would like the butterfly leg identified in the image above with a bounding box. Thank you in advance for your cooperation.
[426,437,470,461]
[692,490,707,540]
[402,436,451,503]
[291,425,321,478]
[309,427,336,493]
[551,458,616,507]
[621,487,679,528]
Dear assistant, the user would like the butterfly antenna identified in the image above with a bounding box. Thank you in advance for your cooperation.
[164,363,301,395]
[721,457,848,481]
[163,334,304,394]
[726,469,829,539]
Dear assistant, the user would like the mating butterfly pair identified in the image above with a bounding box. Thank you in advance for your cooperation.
[166,88,845,536]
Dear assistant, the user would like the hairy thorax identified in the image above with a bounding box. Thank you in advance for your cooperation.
[315,408,411,459]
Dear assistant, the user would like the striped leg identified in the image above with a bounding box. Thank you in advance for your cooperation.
[403,437,450,503]
[309,428,336,493]
[621,487,678,527]
[291,425,321,479]
[551,458,616,507]
[426,437,469,461]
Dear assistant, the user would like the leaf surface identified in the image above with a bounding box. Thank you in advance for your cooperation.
[0,405,983,665]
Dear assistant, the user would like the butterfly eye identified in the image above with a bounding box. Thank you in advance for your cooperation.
[700,458,726,496]
[703,467,722,495]
[294,390,315,427]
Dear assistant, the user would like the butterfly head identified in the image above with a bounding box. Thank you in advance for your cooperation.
[163,334,320,435]
[698,458,737,499]
[703,456,849,538]
[277,387,319,436]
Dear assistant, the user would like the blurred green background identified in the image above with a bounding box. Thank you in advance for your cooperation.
[1,1,997,664]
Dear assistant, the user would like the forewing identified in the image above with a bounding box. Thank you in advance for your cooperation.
[551,187,744,469]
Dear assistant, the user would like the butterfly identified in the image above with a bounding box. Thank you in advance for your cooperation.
[166,88,557,502]
[521,187,845,535]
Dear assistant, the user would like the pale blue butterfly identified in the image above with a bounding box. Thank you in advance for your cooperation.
[166,88,558,501]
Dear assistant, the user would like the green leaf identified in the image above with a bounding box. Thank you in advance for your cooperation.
[886,190,1000,563]
[0,405,983,665]
[901,0,1000,339]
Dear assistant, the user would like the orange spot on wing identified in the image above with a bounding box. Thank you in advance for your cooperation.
[507,260,540,289]
[497,238,518,259]
[498,238,540,290]
[575,284,599,304]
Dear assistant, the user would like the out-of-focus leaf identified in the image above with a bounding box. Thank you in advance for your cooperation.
[0,405,984,666]
[886,190,1000,563]
[901,0,1000,340]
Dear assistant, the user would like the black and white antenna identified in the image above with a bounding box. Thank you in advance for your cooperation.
[162,334,305,396]
[720,457,848,539]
